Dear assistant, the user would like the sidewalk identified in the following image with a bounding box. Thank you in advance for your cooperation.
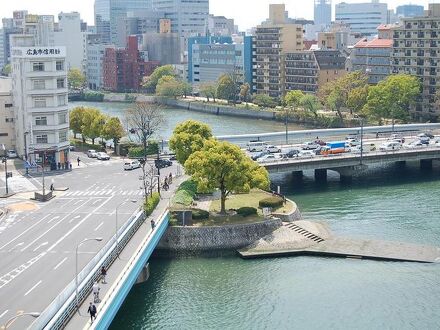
[64,174,186,330]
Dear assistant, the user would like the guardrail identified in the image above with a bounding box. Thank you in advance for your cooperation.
[31,206,147,330]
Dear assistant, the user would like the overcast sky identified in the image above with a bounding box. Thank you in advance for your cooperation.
[0,0,435,31]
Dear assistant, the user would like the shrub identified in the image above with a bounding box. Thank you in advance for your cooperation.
[144,192,160,216]
[83,91,104,102]
[259,196,284,209]
[172,180,198,206]
[125,94,136,102]
[236,206,257,217]
[191,208,209,220]
[128,142,159,158]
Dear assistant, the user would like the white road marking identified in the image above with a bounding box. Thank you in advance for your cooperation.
[94,222,104,231]
[0,310,8,319]
[92,199,101,205]
[0,253,45,289]
[32,241,48,252]
[69,215,81,224]
[53,257,68,270]
[24,280,42,296]
[47,215,60,224]
[73,199,83,205]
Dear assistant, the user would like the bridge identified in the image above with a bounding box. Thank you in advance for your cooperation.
[264,146,440,182]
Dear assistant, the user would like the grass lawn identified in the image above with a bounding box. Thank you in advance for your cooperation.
[193,213,264,226]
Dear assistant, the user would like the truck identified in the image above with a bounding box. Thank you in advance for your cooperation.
[320,141,347,156]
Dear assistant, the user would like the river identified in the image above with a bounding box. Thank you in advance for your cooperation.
[76,102,440,330]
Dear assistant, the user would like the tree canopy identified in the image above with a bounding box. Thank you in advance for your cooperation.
[252,94,277,108]
[199,82,217,102]
[300,94,320,118]
[169,120,213,165]
[102,117,125,149]
[143,65,175,93]
[70,106,87,138]
[216,73,238,103]
[284,90,304,107]
[67,68,86,90]
[185,139,270,214]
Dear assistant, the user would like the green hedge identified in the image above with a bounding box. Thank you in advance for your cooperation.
[144,192,160,216]
[259,196,284,209]
[128,142,159,158]
[191,208,209,220]
[83,91,104,102]
[172,180,198,206]
[237,207,257,217]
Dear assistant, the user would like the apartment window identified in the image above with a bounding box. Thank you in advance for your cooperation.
[5,103,12,108]
[36,134,48,143]
[35,116,47,125]
[58,112,67,124]
[5,118,14,123]
[57,94,66,106]
[32,62,44,71]
[57,78,65,89]
[33,79,45,89]
[56,61,64,71]
[59,131,68,142]
[34,98,46,108]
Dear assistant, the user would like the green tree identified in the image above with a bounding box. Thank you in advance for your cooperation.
[300,94,320,118]
[252,94,277,108]
[185,139,270,214]
[169,120,213,165]
[2,64,11,76]
[239,83,251,102]
[67,68,86,90]
[81,108,104,144]
[181,81,193,98]
[69,106,87,138]
[102,116,125,150]
[199,82,217,102]
[216,73,238,103]
[156,75,182,98]
[347,85,369,115]
[284,90,304,107]
[365,74,421,123]
[143,65,175,93]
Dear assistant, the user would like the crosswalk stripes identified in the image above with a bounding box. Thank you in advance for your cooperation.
[62,190,143,197]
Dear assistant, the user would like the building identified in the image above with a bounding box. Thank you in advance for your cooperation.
[0,77,16,150]
[391,3,440,119]
[396,5,424,18]
[207,15,236,36]
[87,43,110,89]
[103,35,159,92]
[314,0,332,26]
[117,10,165,47]
[142,19,180,65]
[94,0,111,43]
[351,24,393,85]
[253,4,304,98]
[11,46,70,166]
[335,1,388,37]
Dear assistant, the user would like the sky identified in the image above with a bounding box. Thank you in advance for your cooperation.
[0,0,435,31]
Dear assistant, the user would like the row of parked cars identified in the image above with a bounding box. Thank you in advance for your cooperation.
[87,149,110,160]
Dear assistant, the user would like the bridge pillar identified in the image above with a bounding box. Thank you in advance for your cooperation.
[291,171,303,182]
[396,161,406,168]
[136,263,150,284]
[314,169,327,183]
[420,159,433,170]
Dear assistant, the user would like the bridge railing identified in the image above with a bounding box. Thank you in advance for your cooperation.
[31,207,146,330]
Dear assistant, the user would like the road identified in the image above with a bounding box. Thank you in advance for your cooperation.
[0,152,178,329]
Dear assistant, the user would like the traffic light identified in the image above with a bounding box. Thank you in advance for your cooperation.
[6,172,12,178]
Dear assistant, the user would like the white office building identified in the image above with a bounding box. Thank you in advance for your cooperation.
[11,46,70,166]
[335,1,388,37]
[0,77,16,150]
[87,43,110,89]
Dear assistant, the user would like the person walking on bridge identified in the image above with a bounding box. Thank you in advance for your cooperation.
[92,281,100,303]
[88,302,97,323]
[101,266,107,284]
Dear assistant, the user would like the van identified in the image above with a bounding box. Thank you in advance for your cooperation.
[247,141,267,152]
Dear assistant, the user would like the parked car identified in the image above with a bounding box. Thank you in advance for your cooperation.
[379,141,402,151]
[96,152,110,160]
[256,154,279,163]
[124,160,141,170]
[6,150,17,158]
[251,150,269,161]
[69,145,75,151]
[302,141,319,150]
[418,132,434,139]
[87,149,98,158]
[298,150,316,158]
[403,140,425,149]
[266,145,281,153]
[155,159,172,168]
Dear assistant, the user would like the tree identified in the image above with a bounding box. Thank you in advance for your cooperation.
[300,94,320,118]
[82,108,105,144]
[2,64,11,76]
[156,75,182,98]
[181,81,193,98]
[239,83,251,102]
[185,139,270,214]
[365,74,421,123]
[199,82,217,102]
[284,90,304,108]
[68,68,86,90]
[216,73,238,103]
[143,65,175,93]
[347,85,369,115]
[169,120,213,165]
[70,106,87,138]
[102,117,125,150]
[252,94,277,108]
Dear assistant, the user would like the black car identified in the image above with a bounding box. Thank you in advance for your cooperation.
[251,150,269,161]
[155,159,173,168]
[285,149,301,158]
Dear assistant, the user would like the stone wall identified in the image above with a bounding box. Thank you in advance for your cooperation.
[271,198,302,222]
[156,218,282,255]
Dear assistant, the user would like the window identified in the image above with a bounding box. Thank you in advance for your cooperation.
[35,116,47,125]
[5,104,12,108]
[36,134,48,144]
[5,118,14,123]
[59,131,68,142]
[34,98,46,108]
[33,79,45,89]
[57,78,65,89]
[57,94,66,106]
[33,62,44,71]
[58,112,67,124]
[56,61,64,71]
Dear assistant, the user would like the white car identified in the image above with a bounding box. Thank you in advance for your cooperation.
[87,149,98,158]
[301,141,319,150]
[96,152,110,160]
[124,160,141,170]
[256,154,279,163]
[6,150,17,158]
[266,145,281,153]
[298,150,316,158]
[403,140,424,149]
[345,138,360,147]
[379,141,402,151]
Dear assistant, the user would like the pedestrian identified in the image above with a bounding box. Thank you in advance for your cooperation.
[92,281,100,303]
[87,302,97,323]
[101,266,107,284]
[376,132,379,139]
[168,172,172,184]
[77,157,81,166]
[151,219,155,229]
[50,183,54,191]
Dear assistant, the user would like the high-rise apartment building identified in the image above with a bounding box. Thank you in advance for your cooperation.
[11,46,70,165]
[392,3,440,119]
[314,0,332,26]
[335,1,388,37]
[253,4,304,98]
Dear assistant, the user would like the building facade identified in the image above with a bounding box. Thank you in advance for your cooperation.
[314,0,332,26]
[207,15,235,36]
[396,5,424,18]
[11,46,70,166]
[0,77,16,150]
[87,43,110,89]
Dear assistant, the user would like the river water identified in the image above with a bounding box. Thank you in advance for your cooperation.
[75,102,440,330]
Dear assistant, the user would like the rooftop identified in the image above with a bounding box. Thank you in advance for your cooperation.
[354,38,393,48]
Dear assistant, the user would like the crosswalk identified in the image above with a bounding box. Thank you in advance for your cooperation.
[62,189,144,197]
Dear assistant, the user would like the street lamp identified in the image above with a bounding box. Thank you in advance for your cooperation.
[115,200,137,254]
[75,238,103,312]
[3,312,40,329]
